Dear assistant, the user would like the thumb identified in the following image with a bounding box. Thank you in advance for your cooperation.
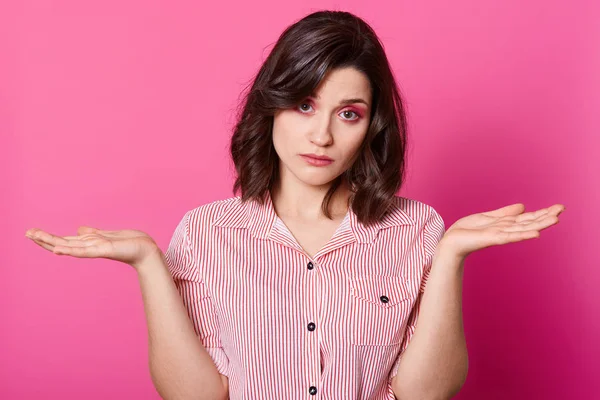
[485,203,525,217]
[78,226,100,235]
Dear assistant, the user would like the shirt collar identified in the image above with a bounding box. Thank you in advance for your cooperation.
[212,191,416,244]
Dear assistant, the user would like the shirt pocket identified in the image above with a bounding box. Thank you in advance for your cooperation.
[348,275,414,346]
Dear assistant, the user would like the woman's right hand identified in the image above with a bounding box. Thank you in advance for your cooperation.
[25,226,162,270]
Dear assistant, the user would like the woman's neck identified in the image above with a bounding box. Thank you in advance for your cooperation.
[270,180,351,220]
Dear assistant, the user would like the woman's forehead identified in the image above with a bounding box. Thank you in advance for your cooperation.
[311,68,372,104]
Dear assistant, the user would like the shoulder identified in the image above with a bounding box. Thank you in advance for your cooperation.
[184,195,246,232]
[389,195,445,230]
[389,196,446,259]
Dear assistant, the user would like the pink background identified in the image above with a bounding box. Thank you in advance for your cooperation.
[2,0,598,399]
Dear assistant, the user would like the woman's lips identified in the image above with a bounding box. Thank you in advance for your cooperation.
[300,154,334,166]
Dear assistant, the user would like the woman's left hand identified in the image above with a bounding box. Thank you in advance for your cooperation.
[440,203,566,259]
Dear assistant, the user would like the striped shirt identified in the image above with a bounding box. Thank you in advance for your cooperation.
[164,192,445,399]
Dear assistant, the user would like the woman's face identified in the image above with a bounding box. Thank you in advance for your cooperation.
[272,67,372,189]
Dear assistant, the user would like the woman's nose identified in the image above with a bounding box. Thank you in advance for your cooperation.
[309,118,333,146]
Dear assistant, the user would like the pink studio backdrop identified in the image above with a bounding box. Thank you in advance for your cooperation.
[2,1,598,399]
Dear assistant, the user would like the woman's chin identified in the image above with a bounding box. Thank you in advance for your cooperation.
[296,171,342,188]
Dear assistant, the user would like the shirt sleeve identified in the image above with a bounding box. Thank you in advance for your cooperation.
[163,210,231,377]
[388,206,445,381]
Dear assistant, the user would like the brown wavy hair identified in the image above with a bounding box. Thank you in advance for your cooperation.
[230,10,409,227]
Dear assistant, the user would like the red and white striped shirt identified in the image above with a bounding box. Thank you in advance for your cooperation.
[164,192,445,399]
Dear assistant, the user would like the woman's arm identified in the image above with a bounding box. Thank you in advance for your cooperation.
[391,241,468,400]
[137,249,229,400]
[391,202,564,399]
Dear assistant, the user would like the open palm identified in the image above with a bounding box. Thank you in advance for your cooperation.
[25,226,160,269]
[442,203,565,259]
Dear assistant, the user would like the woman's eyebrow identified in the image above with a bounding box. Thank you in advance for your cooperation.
[309,94,369,106]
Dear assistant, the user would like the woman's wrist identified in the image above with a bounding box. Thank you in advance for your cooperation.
[133,245,166,275]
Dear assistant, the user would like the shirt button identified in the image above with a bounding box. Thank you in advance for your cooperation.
[307,262,314,270]
[380,295,389,304]
[307,322,316,331]
[309,386,317,395]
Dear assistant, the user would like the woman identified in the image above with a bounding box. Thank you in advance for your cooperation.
[25,10,564,400]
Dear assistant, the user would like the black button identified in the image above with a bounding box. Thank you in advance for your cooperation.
[380,295,389,304]
[307,322,316,331]
[309,386,317,395]
[307,262,314,270]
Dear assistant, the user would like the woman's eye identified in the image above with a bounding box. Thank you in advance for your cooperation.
[340,110,359,121]
[297,103,360,121]
[298,103,313,113]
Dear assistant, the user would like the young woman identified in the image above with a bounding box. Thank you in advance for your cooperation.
[25,10,564,400]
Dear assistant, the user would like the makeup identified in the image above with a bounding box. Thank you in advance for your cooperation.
[300,154,334,166]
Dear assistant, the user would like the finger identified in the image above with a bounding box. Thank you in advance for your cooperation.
[547,204,566,216]
[524,204,563,218]
[25,228,42,238]
[63,235,94,240]
[78,226,124,234]
[78,226,101,234]
[28,237,56,252]
[483,203,525,218]
[53,243,107,258]
[521,210,556,225]
[500,229,541,243]
[62,233,108,242]
[27,235,98,254]
[77,227,131,238]
[30,230,89,247]
[505,215,559,232]
[515,208,549,223]
[54,239,102,248]
[26,229,68,245]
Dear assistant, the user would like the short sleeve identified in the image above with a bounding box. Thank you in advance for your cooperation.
[388,206,445,381]
[163,211,231,377]
[418,207,446,293]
